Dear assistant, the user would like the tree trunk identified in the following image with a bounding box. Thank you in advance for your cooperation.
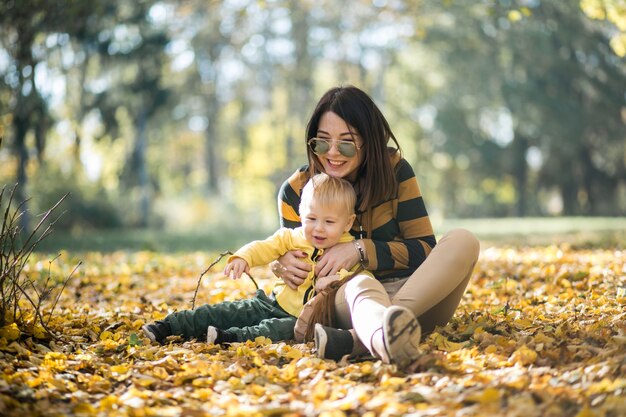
[561,180,579,216]
[134,109,150,227]
[288,0,312,171]
[12,111,30,236]
[205,102,219,193]
[511,133,528,217]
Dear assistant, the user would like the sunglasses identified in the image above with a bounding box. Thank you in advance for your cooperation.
[308,137,362,158]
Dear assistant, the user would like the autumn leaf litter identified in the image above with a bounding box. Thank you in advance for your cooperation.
[1,246,625,416]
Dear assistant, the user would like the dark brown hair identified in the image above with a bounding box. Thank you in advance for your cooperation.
[305,86,402,211]
[302,265,364,342]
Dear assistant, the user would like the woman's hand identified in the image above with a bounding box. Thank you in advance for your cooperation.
[271,250,312,290]
[315,241,360,278]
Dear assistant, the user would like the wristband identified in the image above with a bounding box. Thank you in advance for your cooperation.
[352,240,367,266]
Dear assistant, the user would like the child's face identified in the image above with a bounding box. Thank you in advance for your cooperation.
[300,200,356,249]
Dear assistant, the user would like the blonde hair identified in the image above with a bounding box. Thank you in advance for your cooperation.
[299,173,356,216]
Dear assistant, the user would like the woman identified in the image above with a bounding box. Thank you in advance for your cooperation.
[273,86,479,370]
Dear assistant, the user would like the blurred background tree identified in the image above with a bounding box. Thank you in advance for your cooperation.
[1,0,624,237]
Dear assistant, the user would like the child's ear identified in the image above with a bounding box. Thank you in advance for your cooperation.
[345,213,356,232]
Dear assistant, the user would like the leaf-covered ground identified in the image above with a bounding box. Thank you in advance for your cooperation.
[1,245,625,416]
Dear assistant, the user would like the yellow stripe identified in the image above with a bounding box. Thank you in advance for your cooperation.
[421,240,433,257]
[370,202,395,229]
[398,216,434,238]
[281,201,300,223]
[397,177,421,201]
[391,241,410,269]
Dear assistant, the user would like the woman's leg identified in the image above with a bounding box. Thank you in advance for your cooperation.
[391,228,480,334]
[333,275,421,366]
[333,228,479,356]
[334,274,391,358]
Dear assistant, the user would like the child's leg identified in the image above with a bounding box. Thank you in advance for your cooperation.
[164,290,276,340]
[219,316,296,342]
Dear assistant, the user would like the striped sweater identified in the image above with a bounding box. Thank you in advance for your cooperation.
[278,152,436,280]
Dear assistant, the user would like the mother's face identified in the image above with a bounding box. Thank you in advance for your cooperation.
[314,111,365,182]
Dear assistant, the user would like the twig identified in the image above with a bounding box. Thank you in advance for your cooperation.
[191,251,233,309]
[189,251,262,309]
[1,184,77,339]
[46,261,81,328]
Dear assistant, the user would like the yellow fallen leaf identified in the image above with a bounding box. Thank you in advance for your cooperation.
[311,377,329,402]
[110,364,130,374]
[151,311,166,320]
[43,352,67,371]
[98,395,119,410]
[284,347,303,360]
[228,376,245,390]
[32,324,47,339]
[466,387,501,404]
[73,402,96,414]
[99,331,114,341]
[0,323,20,341]
[253,355,264,367]
[485,345,498,354]
[533,332,555,347]
[509,345,538,366]
[512,318,533,329]
[191,377,212,387]
[147,365,168,380]
[429,332,468,352]
[319,411,347,417]
[254,336,271,345]
[381,376,407,388]
[588,378,626,395]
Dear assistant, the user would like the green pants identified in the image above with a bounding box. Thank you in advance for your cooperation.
[164,290,296,342]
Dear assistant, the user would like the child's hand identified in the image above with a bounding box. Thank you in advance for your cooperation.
[224,258,250,280]
[314,274,341,292]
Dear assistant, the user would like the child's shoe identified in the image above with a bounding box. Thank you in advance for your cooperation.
[142,320,172,345]
[206,326,236,344]
[314,324,354,361]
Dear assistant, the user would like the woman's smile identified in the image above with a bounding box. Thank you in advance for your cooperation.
[316,112,364,181]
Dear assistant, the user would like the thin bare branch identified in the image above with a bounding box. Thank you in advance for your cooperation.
[191,251,233,309]
[46,261,81,327]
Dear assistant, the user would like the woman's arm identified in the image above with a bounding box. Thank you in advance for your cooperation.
[361,159,436,277]
[272,169,312,288]
[278,166,308,229]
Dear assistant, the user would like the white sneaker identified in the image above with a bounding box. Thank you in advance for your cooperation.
[382,305,422,370]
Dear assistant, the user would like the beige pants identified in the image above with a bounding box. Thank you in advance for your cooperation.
[334,229,480,356]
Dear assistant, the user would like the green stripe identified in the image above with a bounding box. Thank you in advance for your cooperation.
[395,158,415,183]
[397,197,427,222]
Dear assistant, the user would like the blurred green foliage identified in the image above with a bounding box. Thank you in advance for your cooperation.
[32,217,626,253]
[30,166,121,231]
[0,0,624,235]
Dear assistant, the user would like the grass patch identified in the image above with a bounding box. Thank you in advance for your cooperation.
[34,217,626,253]
[34,226,274,253]
[439,217,626,248]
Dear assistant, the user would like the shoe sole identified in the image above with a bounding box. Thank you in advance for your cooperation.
[206,326,218,344]
[382,306,421,370]
[314,323,328,359]
[141,324,158,343]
